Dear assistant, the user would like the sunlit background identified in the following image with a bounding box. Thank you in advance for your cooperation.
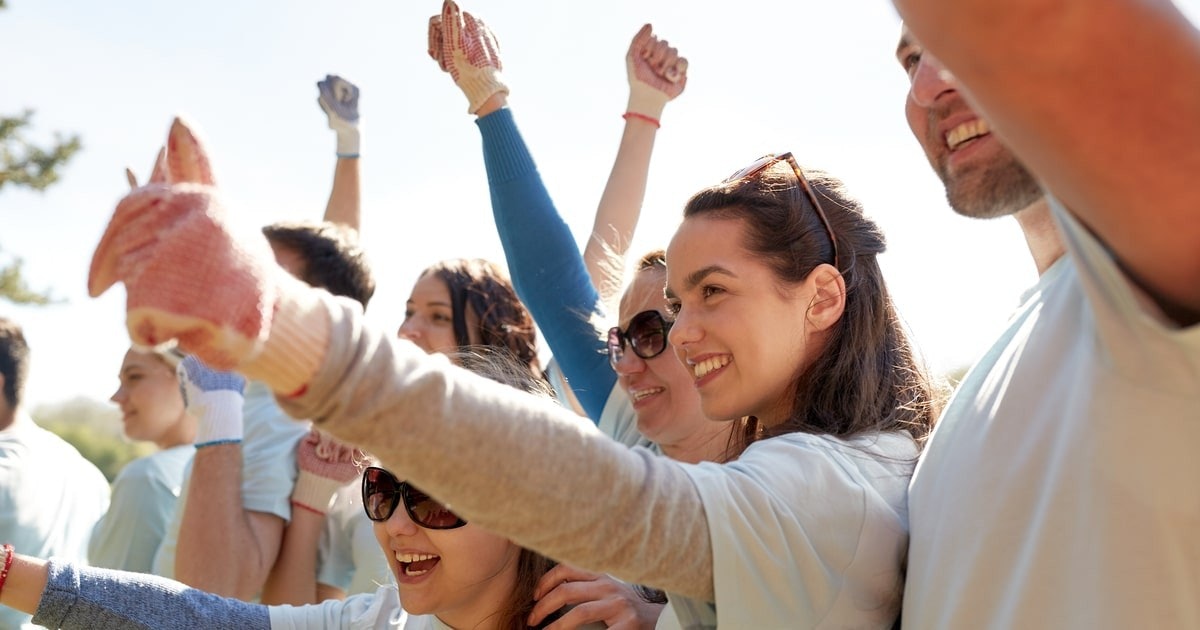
[3,0,1196,413]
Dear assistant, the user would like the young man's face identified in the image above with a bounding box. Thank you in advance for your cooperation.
[896,28,1042,219]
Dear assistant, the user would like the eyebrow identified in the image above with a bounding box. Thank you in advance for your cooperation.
[895,34,913,60]
[406,300,452,308]
[665,264,736,300]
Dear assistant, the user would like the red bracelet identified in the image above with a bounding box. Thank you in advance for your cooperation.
[291,500,326,516]
[0,544,14,599]
[622,112,661,128]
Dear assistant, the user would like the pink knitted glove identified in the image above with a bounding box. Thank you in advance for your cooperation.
[88,117,328,394]
[626,24,689,121]
[291,429,363,515]
[427,0,507,114]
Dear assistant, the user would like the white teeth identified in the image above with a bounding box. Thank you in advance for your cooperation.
[945,119,990,150]
[692,356,730,379]
[405,566,430,577]
[396,552,438,563]
[630,387,664,401]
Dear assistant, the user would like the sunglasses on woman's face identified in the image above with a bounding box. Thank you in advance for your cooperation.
[361,466,466,529]
[607,310,674,369]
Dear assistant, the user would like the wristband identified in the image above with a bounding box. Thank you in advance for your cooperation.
[622,112,661,128]
[0,544,14,599]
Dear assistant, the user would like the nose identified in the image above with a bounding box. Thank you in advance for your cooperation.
[909,52,958,108]
[397,318,421,341]
[110,386,126,405]
[611,343,648,376]
[385,500,420,537]
[666,309,700,357]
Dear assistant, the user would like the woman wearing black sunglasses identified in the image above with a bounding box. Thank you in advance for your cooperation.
[0,353,605,630]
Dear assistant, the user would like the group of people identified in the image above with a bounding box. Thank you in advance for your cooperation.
[0,0,1197,628]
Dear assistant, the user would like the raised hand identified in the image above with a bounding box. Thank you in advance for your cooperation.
[177,354,248,447]
[529,563,665,629]
[317,74,361,157]
[626,24,689,122]
[292,429,364,514]
[427,0,508,114]
[89,118,281,371]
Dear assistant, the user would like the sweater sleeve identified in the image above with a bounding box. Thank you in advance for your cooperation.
[34,560,270,630]
[279,295,714,600]
[475,108,617,421]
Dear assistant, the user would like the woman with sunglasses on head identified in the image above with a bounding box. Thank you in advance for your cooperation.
[0,352,605,630]
[88,346,195,574]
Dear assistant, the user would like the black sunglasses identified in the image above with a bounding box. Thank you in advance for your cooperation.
[724,152,839,269]
[607,310,674,369]
[361,466,466,529]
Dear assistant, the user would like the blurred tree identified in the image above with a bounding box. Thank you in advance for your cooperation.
[1,0,83,304]
[31,396,152,482]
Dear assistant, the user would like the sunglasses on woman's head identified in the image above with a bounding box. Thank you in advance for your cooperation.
[361,466,466,529]
[724,152,840,269]
[607,310,673,369]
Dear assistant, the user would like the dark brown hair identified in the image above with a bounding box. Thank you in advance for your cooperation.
[682,161,942,450]
[262,221,376,308]
[0,318,29,409]
[425,259,541,378]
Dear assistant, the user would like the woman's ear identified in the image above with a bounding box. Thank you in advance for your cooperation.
[805,263,846,332]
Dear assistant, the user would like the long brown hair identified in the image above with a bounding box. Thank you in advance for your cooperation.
[682,161,943,451]
[425,259,541,379]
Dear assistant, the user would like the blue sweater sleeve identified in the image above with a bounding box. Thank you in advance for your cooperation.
[34,560,270,630]
[476,109,617,421]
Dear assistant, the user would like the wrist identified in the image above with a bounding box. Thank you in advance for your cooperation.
[625,91,668,122]
[193,390,246,447]
[290,470,348,515]
[622,112,661,128]
[457,72,510,115]
[335,127,360,158]
[241,272,331,398]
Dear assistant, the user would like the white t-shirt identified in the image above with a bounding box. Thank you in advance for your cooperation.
[665,430,917,629]
[903,199,1200,628]
[0,414,110,629]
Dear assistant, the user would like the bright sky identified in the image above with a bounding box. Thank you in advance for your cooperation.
[3,1,1197,410]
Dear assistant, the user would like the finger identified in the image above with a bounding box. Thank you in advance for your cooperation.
[125,167,138,190]
[656,46,680,77]
[88,188,171,296]
[148,147,168,184]
[667,57,688,84]
[542,600,621,630]
[646,39,670,69]
[442,0,462,50]
[629,23,653,55]
[533,564,602,600]
[166,117,216,186]
[427,15,443,65]
[530,580,615,624]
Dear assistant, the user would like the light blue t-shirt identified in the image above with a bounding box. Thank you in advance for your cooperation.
[153,382,309,578]
[0,414,110,629]
[89,444,192,573]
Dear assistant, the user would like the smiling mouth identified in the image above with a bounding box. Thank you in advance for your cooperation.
[629,387,664,402]
[945,118,990,150]
[692,356,731,379]
[397,552,441,577]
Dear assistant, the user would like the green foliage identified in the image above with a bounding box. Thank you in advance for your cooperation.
[0,249,54,305]
[0,110,82,192]
[32,396,153,482]
[0,109,82,304]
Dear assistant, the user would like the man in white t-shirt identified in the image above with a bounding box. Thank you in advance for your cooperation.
[893,1,1200,626]
[0,317,110,629]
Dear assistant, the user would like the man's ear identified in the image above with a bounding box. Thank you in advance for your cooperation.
[805,263,846,332]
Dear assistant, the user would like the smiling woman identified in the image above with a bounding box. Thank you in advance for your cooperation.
[87,346,195,574]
